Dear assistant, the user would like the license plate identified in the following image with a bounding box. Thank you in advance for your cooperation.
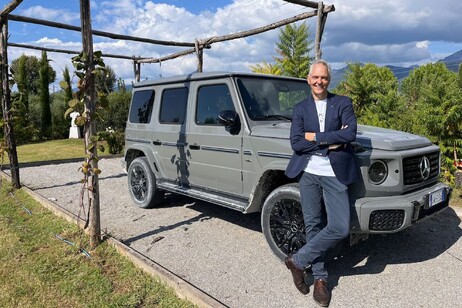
[428,189,445,208]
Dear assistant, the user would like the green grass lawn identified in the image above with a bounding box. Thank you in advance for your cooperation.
[0,179,195,308]
[2,139,113,164]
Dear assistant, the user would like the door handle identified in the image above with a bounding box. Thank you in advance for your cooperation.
[189,143,200,150]
[153,140,161,146]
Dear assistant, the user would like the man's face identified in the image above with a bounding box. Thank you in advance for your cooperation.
[307,63,330,100]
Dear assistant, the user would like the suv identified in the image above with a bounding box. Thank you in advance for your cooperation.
[124,72,452,260]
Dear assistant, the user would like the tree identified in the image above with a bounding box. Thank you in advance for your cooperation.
[11,54,56,95]
[61,66,73,103]
[39,51,52,139]
[16,55,29,118]
[249,61,282,75]
[400,62,462,174]
[95,65,116,94]
[275,22,313,78]
[51,67,75,139]
[98,89,131,132]
[334,63,402,129]
[249,22,313,78]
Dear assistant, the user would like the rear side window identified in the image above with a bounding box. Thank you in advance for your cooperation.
[159,87,188,124]
[129,90,155,123]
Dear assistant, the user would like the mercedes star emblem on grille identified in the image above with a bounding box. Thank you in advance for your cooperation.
[419,156,431,180]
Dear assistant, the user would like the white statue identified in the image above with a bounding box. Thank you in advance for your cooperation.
[69,111,81,138]
[70,111,80,127]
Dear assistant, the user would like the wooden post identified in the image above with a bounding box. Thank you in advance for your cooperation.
[314,1,324,60]
[195,39,203,73]
[80,0,101,248]
[0,15,20,189]
[133,60,141,82]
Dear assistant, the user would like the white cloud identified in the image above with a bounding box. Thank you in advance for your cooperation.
[416,41,429,49]
[21,6,79,24]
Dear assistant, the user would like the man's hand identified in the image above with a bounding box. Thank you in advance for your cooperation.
[329,125,349,150]
[305,132,316,142]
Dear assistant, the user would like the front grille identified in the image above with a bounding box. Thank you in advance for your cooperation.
[403,151,439,185]
[369,210,405,231]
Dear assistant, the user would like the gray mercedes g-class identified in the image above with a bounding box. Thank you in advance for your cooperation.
[124,71,451,260]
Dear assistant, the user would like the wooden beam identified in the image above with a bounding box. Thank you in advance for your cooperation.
[200,10,318,46]
[7,42,149,61]
[136,47,197,64]
[283,0,335,12]
[0,0,22,20]
[8,14,196,48]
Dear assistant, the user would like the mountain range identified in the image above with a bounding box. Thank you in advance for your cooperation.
[330,49,462,88]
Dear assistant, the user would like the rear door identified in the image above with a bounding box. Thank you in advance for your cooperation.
[149,85,190,184]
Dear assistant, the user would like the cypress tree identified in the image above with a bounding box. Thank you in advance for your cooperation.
[39,51,52,139]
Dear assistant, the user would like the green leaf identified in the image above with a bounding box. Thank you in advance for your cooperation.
[59,80,69,90]
[75,116,86,126]
[68,98,80,108]
[64,107,74,119]
[90,135,100,143]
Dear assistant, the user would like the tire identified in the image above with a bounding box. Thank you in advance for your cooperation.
[127,157,165,208]
[261,183,306,261]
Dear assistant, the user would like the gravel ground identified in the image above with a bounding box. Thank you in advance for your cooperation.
[7,157,462,308]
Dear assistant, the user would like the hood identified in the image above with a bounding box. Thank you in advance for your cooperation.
[356,125,432,150]
[250,122,292,139]
[250,123,432,151]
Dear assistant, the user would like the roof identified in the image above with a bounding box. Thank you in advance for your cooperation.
[132,71,304,88]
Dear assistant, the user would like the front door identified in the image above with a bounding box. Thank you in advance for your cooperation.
[187,80,243,195]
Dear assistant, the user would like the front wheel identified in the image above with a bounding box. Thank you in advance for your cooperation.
[127,157,165,208]
[261,183,306,261]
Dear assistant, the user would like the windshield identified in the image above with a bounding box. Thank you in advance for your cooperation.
[236,77,310,121]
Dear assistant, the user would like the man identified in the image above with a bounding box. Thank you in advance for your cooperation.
[284,59,360,307]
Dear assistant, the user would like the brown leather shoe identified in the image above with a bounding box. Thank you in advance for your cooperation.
[285,255,309,295]
[313,278,330,307]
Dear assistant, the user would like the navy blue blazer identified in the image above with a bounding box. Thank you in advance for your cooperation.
[285,92,360,185]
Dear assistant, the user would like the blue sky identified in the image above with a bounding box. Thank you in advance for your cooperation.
[2,0,462,86]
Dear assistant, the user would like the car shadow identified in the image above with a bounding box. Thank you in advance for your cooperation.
[157,193,262,232]
[326,207,462,290]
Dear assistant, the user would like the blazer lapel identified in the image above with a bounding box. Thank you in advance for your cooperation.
[324,93,335,132]
[305,96,320,131]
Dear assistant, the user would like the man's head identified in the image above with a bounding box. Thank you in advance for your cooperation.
[307,59,331,101]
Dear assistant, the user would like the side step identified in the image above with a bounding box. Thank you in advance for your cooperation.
[158,181,248,212]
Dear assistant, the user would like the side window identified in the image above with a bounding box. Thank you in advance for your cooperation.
[159,87,188,124]
[196,84,234,125]
[129,90,155,123]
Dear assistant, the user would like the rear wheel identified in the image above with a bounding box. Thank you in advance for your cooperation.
[261,183,306,261]
[127,157,165,208]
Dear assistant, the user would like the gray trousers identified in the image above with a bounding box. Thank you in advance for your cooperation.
[293,172,350,280]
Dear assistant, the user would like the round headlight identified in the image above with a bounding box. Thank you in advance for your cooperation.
[368,160,388,185]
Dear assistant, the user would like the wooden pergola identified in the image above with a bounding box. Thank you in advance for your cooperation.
[0,0,334,247]
[3,0,334,82]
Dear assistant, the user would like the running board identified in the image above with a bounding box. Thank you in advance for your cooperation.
[158,182,248,212]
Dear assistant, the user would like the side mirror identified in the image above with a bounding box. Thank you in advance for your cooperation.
[219,110,241,135]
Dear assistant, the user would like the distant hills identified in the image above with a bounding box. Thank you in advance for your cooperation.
[330,49,462,88]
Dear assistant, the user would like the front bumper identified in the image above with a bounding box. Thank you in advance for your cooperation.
[351,182,452,234]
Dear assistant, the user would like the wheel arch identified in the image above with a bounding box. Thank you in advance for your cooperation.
[245,169,295,213]
[124,145,161,177]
